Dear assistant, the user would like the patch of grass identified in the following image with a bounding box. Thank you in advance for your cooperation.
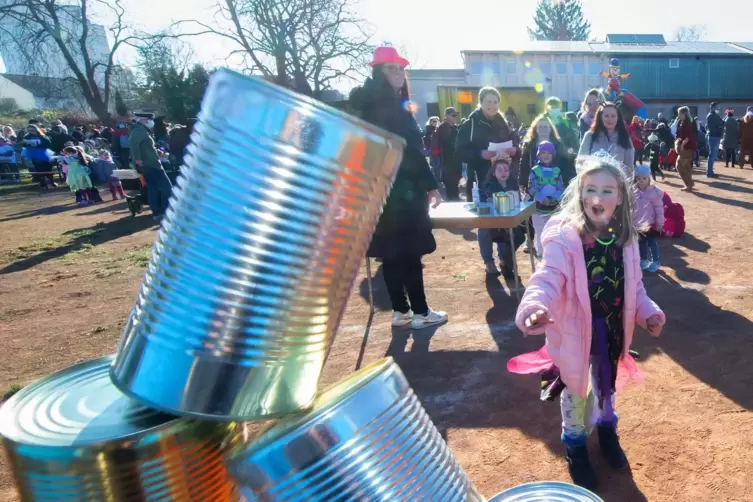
[3,384,23,401]
[91,326,107,334]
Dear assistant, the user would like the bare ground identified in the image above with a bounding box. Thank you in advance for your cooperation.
[1,162,753,501]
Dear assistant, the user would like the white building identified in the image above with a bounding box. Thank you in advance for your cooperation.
[0,5,110,84]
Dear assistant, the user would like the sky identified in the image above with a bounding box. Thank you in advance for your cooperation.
[3,0,753,87]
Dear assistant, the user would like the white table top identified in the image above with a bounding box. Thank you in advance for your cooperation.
[430,201,536,229]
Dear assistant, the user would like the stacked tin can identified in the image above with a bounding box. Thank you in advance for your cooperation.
[0,69,487,501]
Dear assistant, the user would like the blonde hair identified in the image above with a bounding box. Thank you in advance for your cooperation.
[478,86,501,105]
[524,113,561,145]
[581,88,603,113]
[558,156,640,247]
[426,116,440,126]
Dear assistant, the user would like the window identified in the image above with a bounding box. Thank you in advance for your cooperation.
[588,63,601,76]
[506,62,517,74]
[527,104,537,116]
[470,62,483,74]
[572,63,584,76]
[426,102,440,119]
[489,62,501,74]
[556,62,568,75]
[669,58,680,68]
[561,102,569,112]
[540,63,552,75]
[460,103,472,117]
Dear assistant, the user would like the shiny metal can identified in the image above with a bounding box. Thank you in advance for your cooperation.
[488,481,604,501]
[111,69,405,421]
[0,356,241,501]
[225,357,484,501]
[494,192,512,214]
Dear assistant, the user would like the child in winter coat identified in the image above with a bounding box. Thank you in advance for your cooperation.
[528,141,564,257]
[633,164,664,272]
[643,134,665,181]
[62,146,95,205]
[94,150,125,200]
[509,157,665,491]
[478,157,527,278]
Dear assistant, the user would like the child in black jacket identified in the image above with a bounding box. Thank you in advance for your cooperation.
[644,133,665,181]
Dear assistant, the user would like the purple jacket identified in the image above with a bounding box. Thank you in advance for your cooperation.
[515,216,665,398]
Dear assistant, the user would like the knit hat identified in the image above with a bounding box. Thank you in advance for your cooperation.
[648,133,659,142]
[537,141,556,159]
[635,164,651,177]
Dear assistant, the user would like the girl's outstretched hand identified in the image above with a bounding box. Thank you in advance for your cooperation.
[524,309,554,335]
[646,314,663,337]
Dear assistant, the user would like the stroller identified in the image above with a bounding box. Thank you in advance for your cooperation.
[112,168,180,217]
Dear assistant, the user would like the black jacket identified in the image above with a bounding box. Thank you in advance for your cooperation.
[706,111,724,137]
[455,108,519,178]
[435,121,460,177]
[351,78,438,259]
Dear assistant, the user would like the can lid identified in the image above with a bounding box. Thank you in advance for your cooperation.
[488,481,604,501]
[0,356,178,447]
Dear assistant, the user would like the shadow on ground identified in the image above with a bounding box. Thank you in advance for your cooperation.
[1,215,156,274]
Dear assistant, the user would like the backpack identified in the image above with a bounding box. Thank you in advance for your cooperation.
[662,192,685,238]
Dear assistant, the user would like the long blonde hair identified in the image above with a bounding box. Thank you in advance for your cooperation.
[558,156,640,247]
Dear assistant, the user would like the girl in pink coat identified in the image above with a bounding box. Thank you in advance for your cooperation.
[633,164,664,272]
[511,157,665,491]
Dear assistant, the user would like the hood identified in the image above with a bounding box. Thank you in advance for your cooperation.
[745,114,753,124]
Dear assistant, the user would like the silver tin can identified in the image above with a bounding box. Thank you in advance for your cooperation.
[0,356,241,501]
[488,481,604,501]
[494,192,512,214]
[111,69,405,421]
[225,358,484,501]
[507,190,520,207]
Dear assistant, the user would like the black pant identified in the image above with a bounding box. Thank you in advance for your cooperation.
[725,148,737,166]
[32,161,55,187]
[381,255,428,315]
[649,163,664,180]
[465,164,490,201]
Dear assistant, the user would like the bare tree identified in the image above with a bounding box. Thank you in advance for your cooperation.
[674,25,706,42]
[0,0,152,121]
[174,0,373,98]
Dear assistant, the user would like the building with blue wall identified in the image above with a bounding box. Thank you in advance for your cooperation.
[407,35,753,125]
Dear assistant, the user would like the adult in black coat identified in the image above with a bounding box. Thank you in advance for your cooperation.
[455,87,520,200]
[350,46,447,329]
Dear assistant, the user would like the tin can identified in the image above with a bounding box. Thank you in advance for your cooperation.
[488,481,604,501]
[110,69,406,421]
[0,356,241,502]
[507,190,520,208]
[225,358,484,501]
[494,192,512,214]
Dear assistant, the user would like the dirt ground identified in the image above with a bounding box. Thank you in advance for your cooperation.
[1,161,753,501]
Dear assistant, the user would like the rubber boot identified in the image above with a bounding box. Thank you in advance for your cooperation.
[598,423,628,469]
[564,441,598,491]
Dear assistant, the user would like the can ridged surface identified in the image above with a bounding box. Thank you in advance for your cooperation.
[0,356,240,501]
[111,68,405,421]
[488,481,604,501]
[225,357,483,501]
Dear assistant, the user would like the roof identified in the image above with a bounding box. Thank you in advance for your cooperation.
[407,69,466,78]
[464,41,593,54]
[0,74,82,99]
[462,40,753,56]
[590,41,749,55]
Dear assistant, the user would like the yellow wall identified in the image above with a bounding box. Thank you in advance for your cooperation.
[437,86,544,126]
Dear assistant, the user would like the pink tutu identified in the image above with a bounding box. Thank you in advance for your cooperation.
[507,345,644,395]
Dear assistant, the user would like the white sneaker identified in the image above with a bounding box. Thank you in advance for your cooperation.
[392,310,413,327]
[640,260,651,270]
[411,308,448,330]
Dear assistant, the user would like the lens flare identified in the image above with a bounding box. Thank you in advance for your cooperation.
[524,60,532,69]
[513,49,525,56]
[534,83,545,93]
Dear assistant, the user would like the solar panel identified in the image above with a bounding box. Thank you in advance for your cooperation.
[606,34,666,45]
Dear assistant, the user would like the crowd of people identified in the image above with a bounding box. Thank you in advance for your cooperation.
[344,45,753,492]
[0,116,193,219]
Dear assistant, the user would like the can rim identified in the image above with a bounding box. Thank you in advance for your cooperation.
[211,69,406,149]
[0,356,193,449]
[226,357,395,461]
